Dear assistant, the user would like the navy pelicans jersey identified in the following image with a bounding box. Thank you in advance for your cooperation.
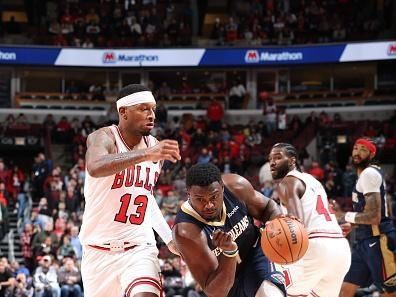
[352,165,394,240]
[174,186,259,265]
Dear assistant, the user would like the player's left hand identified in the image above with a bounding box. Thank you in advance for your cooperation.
[340,222,353,237]
[330,199,344,222]
[167,240,180,256]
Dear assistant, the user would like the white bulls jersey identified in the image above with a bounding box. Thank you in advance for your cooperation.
[79,125,161,245]
[281,170,342,238]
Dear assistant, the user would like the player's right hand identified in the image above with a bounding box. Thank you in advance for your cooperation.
[212,229,237,252]
[145,139,181,163]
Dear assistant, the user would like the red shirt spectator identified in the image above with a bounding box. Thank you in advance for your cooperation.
[207,100,224,122]
[308,162,325,181]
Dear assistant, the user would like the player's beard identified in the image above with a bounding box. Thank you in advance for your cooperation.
[272,163,290,180]
[352,155,371,169]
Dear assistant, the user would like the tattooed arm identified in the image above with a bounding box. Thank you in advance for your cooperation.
[354,192,381,225]
[334,167,382,225]
[86,127,180,178]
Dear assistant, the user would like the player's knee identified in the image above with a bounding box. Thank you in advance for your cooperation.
[255,280,285,297]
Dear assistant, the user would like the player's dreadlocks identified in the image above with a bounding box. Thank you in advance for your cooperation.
[272,142,302,171]
[186,163,222,188]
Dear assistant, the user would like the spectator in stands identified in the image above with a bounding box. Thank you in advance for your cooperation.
[20,223,35,273]
[7,165,24,204]
[228,79,246,109]
[69,226,82,261]
[0,259,13,296]
[58,258,82,297]
[55,117,72,144]
[4,16,21,35]
[196,148,212,164]
[162,260,183,297]
[0,181,10,207]
[342,164,357,197]
[308,161,325,182]
[206,98,224,132]
[33,255,60,297]
[5,272,33,297]
[32,221,59,259]
[32,153,52,201]
[263,98,277,135]
[156,103,168,128]
[0,161,9,183]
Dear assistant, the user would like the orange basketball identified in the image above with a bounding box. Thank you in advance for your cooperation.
[261,217,309,265]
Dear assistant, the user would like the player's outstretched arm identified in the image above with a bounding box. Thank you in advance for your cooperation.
[222,174,282,223]
[172,223,238,297]
[86,128,181,178]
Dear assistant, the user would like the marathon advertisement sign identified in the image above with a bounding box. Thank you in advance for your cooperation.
[0,42,395,67]
[54,49,205,67]
[0,47,60,65]
[200,45,345,66]
[340,41,396,62]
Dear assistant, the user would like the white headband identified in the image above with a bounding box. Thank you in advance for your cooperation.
[116,91,156,111]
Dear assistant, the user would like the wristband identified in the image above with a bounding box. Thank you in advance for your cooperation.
[345,212,357,224]
[222,248,239,257]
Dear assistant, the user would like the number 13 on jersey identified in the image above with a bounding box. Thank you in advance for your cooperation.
[114,194,148,225]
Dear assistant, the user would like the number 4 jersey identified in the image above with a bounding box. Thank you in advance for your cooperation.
[79,125,162,246]
[281,170,343,238]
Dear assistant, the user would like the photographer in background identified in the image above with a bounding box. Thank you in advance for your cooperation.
[5,272,33,297]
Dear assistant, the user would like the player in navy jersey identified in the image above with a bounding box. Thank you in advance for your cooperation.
[333,138,396,296]
[172,163,286,297]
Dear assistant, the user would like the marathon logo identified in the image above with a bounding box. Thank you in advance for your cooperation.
[245,50,303,63]
[0,51,16,61]
[245,50,260,63]
[387,44,396,56]
[102,51,116,63]
[103,51,159,64]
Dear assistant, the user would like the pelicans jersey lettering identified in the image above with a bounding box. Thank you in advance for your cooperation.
[174,186,285,297]
[80,125,161,246]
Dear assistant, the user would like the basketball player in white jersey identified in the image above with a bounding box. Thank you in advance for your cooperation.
[269,143,351,297]
[79,84,181,297]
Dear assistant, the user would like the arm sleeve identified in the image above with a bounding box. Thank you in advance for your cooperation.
[359,168,382,194]
[150,196,172,245]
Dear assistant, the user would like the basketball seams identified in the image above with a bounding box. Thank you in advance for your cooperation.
[296,220,304,260]
[264,224,288,264]
[278,218,294,264]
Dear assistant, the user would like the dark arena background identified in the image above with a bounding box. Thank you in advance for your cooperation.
[0,0,395,296]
